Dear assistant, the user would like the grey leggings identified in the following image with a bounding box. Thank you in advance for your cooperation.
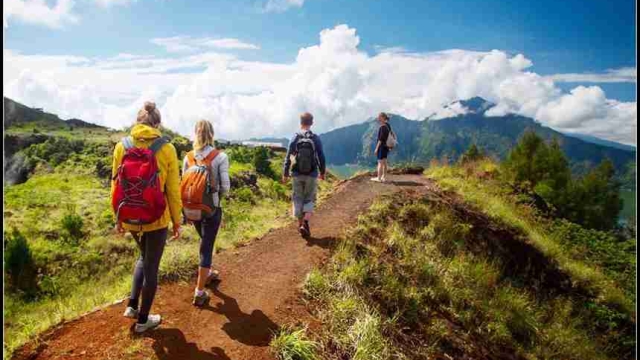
[129,228,167,322]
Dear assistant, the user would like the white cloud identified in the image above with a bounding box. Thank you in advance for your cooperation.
[3,24,637,145]
[547,67,637,83]
[151,36,260,53]
[263,0,304,13]
[3,0,78,29]
[95,0,136,7]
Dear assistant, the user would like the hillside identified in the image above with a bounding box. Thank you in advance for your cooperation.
[320,97,636,175]
[4,97,338,359]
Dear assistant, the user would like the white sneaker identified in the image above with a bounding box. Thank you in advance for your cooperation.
[123,307,138,319]
[370,177,381,182]
[134,314,162,333]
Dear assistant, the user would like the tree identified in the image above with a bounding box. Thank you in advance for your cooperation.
[575,159,623,230]
[459,143,483,164]
[503,129,547,188]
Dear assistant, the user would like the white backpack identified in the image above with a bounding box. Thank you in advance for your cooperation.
[385,125,398,149]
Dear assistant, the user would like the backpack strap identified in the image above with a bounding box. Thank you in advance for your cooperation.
[186,151,196,167]
[122,136,135,150]
[149,137,169,155]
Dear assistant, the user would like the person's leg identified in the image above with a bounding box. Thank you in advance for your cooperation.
[292,176,305,226]
[137,228,167,324]
[127,233,145,311]
[302,176,318,232]
[196,208,223,292]
[381,158,388,181]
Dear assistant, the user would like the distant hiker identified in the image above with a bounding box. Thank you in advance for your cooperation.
[282,112,326,238]
[111,101,182,333]
[181,119,230,307]
[371,112,396,182]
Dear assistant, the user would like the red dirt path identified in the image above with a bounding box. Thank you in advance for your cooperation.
[14,174,431,360]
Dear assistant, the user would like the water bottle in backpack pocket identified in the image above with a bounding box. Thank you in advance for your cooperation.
[112,136,168,226]
[294,132,318,175]
[180,150,220,222]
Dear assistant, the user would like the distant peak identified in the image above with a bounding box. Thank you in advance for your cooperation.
[427,97,496,120]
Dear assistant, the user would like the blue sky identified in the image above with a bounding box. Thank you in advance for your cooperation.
[3,0,637,143]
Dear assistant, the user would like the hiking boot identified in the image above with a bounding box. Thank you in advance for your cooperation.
[123,306,139,319]
[193,291,211,307]
[299,224,310,238]
[304,221,311,237]
[206,270,220,285]
[134,314,161,333]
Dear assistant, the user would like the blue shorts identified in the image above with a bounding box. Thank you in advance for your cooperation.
[377,146,389,160]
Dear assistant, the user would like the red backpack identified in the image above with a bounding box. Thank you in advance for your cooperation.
[112,136,168,226]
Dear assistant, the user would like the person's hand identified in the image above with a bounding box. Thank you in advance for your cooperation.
[115,222,125,236]
[281,175,289,184]
[170,224,181,241]
[319,173,325,181]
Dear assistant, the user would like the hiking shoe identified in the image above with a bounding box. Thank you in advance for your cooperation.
[193,291,211,307]
[134,314,161,333]
[370,177,381,182]
[123,307,138,319]
[304,221,311,237]
[206,270,220,285]
[299,225,310,238]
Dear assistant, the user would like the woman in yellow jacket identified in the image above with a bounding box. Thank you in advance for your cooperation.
[111,101,182,333]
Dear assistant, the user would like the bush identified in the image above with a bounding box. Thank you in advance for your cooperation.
[233,187,256,203]
[61,206,84,244]
[4,229,37,295]
[253,146,275,178]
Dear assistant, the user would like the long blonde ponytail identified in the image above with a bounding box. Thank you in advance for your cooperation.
[193,120,215,151]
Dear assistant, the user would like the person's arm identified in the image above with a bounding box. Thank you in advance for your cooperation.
[217,154,231,196]
[374,126,383,154]
[315,136,326,178]
[182,156,188,175]
[164,144,183,237]
[282,135,296,180]
[111,143,125,233]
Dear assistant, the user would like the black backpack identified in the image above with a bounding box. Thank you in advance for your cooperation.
[294,132,318,175]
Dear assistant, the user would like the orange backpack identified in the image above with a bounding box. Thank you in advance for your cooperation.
[180,150,220,222]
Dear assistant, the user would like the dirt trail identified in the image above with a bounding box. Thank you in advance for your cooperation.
[14,174,431,360]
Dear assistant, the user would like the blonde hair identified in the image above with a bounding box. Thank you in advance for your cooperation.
[193,119,215,151]
[136,101,161,127]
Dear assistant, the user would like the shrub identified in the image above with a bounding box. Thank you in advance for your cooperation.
[4,229,37,295]
[253,146,275,178]
[61,205,84,244]
[233,187,256,203]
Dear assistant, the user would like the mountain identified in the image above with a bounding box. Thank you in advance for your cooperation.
[563,132,636,152]
[4,97,106,130]
[320,97,636,175]
[245,137,290,147]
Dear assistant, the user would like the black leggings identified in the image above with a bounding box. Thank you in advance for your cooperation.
[129,228,167,323]
[194,208,222,269]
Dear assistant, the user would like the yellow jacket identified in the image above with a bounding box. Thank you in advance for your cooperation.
[111,124,182,232]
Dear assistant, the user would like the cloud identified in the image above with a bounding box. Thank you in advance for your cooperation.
[263,0,304,13]
[547,67,637,83]
[95,0,136,7]
[150,36,260,53]
[3,0,78,29]
[3,24,637,145]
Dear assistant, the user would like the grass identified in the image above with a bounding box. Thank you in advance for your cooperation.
[3,142,336,359]
[270,327,319,360]
[293,165,635,359]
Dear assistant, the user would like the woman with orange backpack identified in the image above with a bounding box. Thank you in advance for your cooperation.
[111,101,182,333]
[180,119,230,307]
